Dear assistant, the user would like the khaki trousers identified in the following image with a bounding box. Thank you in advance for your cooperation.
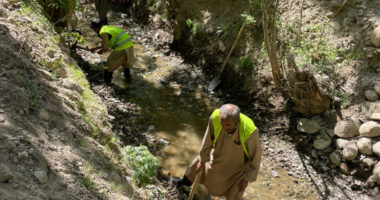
[106,47,135,72]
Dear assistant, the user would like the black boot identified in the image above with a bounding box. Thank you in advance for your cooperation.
[104,70,113,84]
[123,68,131,83]
[171,175,192,188]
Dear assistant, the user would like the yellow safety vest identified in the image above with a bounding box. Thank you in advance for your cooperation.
[211,109,256,160]
[99,25,133,51]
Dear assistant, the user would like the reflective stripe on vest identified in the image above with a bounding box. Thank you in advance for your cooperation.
[211,109,256,160]
[99,25,133,51]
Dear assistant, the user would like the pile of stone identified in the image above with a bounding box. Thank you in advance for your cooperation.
[297,97,380,185]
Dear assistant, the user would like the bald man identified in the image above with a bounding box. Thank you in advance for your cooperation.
[173,104,262,199]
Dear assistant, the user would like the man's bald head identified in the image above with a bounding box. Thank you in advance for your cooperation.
[219,104,240,123]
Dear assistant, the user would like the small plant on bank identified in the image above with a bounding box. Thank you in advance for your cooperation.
[238,55,256,72]
[186,18,201,36]
[122,145,158,187]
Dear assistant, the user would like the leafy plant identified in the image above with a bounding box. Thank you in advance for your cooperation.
[238,55,255,72]
[186,19,201,36]
[215,23,230,38]
[122,145,158,187]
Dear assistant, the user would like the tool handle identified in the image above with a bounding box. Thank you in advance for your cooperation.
[187,170,203,200]
[216,20,247,78]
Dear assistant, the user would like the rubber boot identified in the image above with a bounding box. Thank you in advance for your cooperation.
[171,175,192,188]
[104,70,113,84]
[123,68,131,83]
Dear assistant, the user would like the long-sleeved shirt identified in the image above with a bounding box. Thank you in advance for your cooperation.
[198,116,262,195]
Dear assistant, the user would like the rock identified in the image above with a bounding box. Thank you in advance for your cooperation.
[147,125,156,133]
[157,138,170,146]
[61,79,83,93]
[359,121,380,137]
[362,158,376,167]
[271,170,280,178]
[373,162,380,185]
[297,118,320,134]
[47,50,56,58]
[340,162,351,175]
[336,138,349,149]
[373,142,380,157]
[39,109,49,122]
[334,119,359,138]
[329,151,341,166]
[370,27,380,47]
[33,170,48,184]
[330,0,343,8]
[311,149,318,158]
[357,138,373,155]
[0,164,13,182]
[369,113,380,121]
[342,144,358,160]
[0,115,5,123]
[365,90,379,101]
[375,82,380,96]
[320,128,331,140]
[313,136,332,150]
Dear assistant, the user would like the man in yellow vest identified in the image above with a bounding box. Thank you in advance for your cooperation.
[90,19,135,84]
[173,104,262,199]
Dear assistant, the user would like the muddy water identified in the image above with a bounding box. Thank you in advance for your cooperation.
[77,18,317,200]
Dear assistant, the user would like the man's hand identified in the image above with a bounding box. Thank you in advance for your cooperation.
[196,162,205,172]
[237,179,248,192]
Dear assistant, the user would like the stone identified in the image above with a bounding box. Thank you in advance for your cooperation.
[61,79,83,93]
[330,0,343,8]
[147,125,156,133]
[373,162,380,185]
[370,27,380,47]
[329,151,341,166]
[373,142,380,157]
[357,138,373,155]
[359,121,380,137]
[297,118,320,134]
[334,119,359,138]
[375,82,380,96]
[0,164,13,182]
[336,138,349,149]
[340,163,351,175]
[362,158,376,167]
[0,115,4,123]
[369,113,380,121]
[342,144,358,160]
[365,90,379,101]
[33,170,48,184]
[47,50,56,58]
[39,109,49,122]
[313,136,332,150]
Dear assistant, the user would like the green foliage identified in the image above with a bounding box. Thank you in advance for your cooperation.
[22,78,39,111]
[215,23,230,38]
[186,19,201,36]
[147,0,165,14]
[238,55,255,72]
[61,31,86,43]
[249,0,261,10]
[83,176,95,188]
[241,14,256,25]
[122,145,158,187]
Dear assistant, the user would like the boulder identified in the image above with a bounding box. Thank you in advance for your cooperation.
[373,162,380,185]
[375,82,380,96]
[362,157,376,167]
[297,118,320,134]
[365,90,379,101]
[33,170,48,184]
[334,119,359,138]
[369,113,380,121]
[329,151,341,166]
[314,136,332,150]
[357,138,373,155]
[0,164,12,182]
[336,138,349,149]
[373,142,380,157]
[371,26,380,47]
[359,121,380,137]
[342,144,358,160]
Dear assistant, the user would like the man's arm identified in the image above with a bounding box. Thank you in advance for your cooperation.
[243,128,262,182]
[199,117,214,163]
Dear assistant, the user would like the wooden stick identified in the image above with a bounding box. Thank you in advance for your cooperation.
[187,170,203,200]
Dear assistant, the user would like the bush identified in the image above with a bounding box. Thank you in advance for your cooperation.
[122,145,158,187]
